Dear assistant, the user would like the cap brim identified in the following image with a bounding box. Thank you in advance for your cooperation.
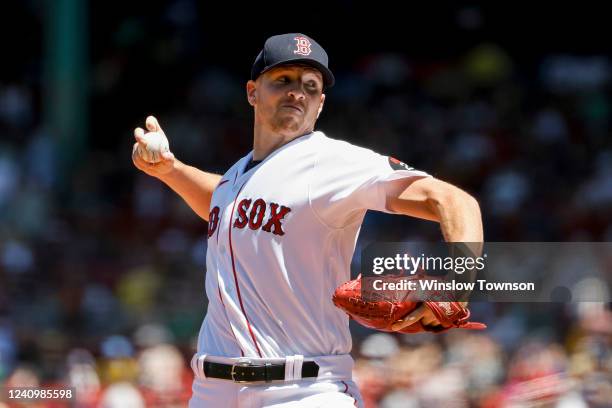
[260,58,335,88]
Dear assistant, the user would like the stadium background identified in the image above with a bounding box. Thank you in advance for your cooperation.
[0,1,610,406]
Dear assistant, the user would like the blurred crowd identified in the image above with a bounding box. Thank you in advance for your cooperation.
[1,1,611,407]
[352,306,611,407]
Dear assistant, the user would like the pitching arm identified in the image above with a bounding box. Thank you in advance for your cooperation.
[132,116,222,222]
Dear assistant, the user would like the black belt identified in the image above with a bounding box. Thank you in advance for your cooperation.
[203,360,319,383]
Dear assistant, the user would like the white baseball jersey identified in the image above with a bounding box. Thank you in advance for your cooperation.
[197,131,429,358]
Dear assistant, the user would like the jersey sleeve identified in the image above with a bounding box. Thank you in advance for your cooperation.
[309,138,430,229]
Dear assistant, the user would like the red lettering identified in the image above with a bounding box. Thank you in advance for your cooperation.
[232,198,291,236]
[248,199,266,230]
[262,203,291,236]
[208,206,220,238]
[233,199,252,229]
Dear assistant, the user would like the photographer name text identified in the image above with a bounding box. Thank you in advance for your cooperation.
[372,279,535,292]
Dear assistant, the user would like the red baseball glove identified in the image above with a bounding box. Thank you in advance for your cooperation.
[332,275,486,333]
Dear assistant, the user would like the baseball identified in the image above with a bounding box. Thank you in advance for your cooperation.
[136,131,170,163]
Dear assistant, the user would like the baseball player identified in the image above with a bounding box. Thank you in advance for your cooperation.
[132,33,483,407]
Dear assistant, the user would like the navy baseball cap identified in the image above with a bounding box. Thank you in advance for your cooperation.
[251,33,335,88]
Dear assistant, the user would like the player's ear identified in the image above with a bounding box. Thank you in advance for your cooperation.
[316,93,326,119]
[246,80,257,106]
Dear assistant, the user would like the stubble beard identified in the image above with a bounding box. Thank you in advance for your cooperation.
[270,113,302,135]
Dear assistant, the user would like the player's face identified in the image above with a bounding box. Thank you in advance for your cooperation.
[247,65,325,137]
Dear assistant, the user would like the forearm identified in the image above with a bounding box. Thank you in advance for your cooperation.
[158,160,222,221]
[429,187,483,307]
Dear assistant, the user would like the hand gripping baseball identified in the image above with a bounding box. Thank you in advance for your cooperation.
[132,115,176,177]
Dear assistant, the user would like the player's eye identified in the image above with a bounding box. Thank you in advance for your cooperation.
[276,76,289,83]
[306,82,320,92]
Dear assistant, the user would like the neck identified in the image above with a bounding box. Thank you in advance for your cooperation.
[252,123,312,161]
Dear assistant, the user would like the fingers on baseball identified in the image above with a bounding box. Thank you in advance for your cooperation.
[134,127,147,146]
[146,115,161,132]
[391,304,427,331]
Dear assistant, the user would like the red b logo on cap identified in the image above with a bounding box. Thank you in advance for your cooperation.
[293,36,312,56]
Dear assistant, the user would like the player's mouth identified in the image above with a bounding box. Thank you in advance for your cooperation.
[280,104,303,114]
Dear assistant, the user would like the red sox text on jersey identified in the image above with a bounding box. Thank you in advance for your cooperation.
[208,200,291,238]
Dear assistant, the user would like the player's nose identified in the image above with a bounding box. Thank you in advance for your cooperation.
[287,86,306,100]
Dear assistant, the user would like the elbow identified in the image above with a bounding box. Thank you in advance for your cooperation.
[456,189,482,218]
[463,191,481,216]
[426,180,484,243]
[428,183,481,216]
